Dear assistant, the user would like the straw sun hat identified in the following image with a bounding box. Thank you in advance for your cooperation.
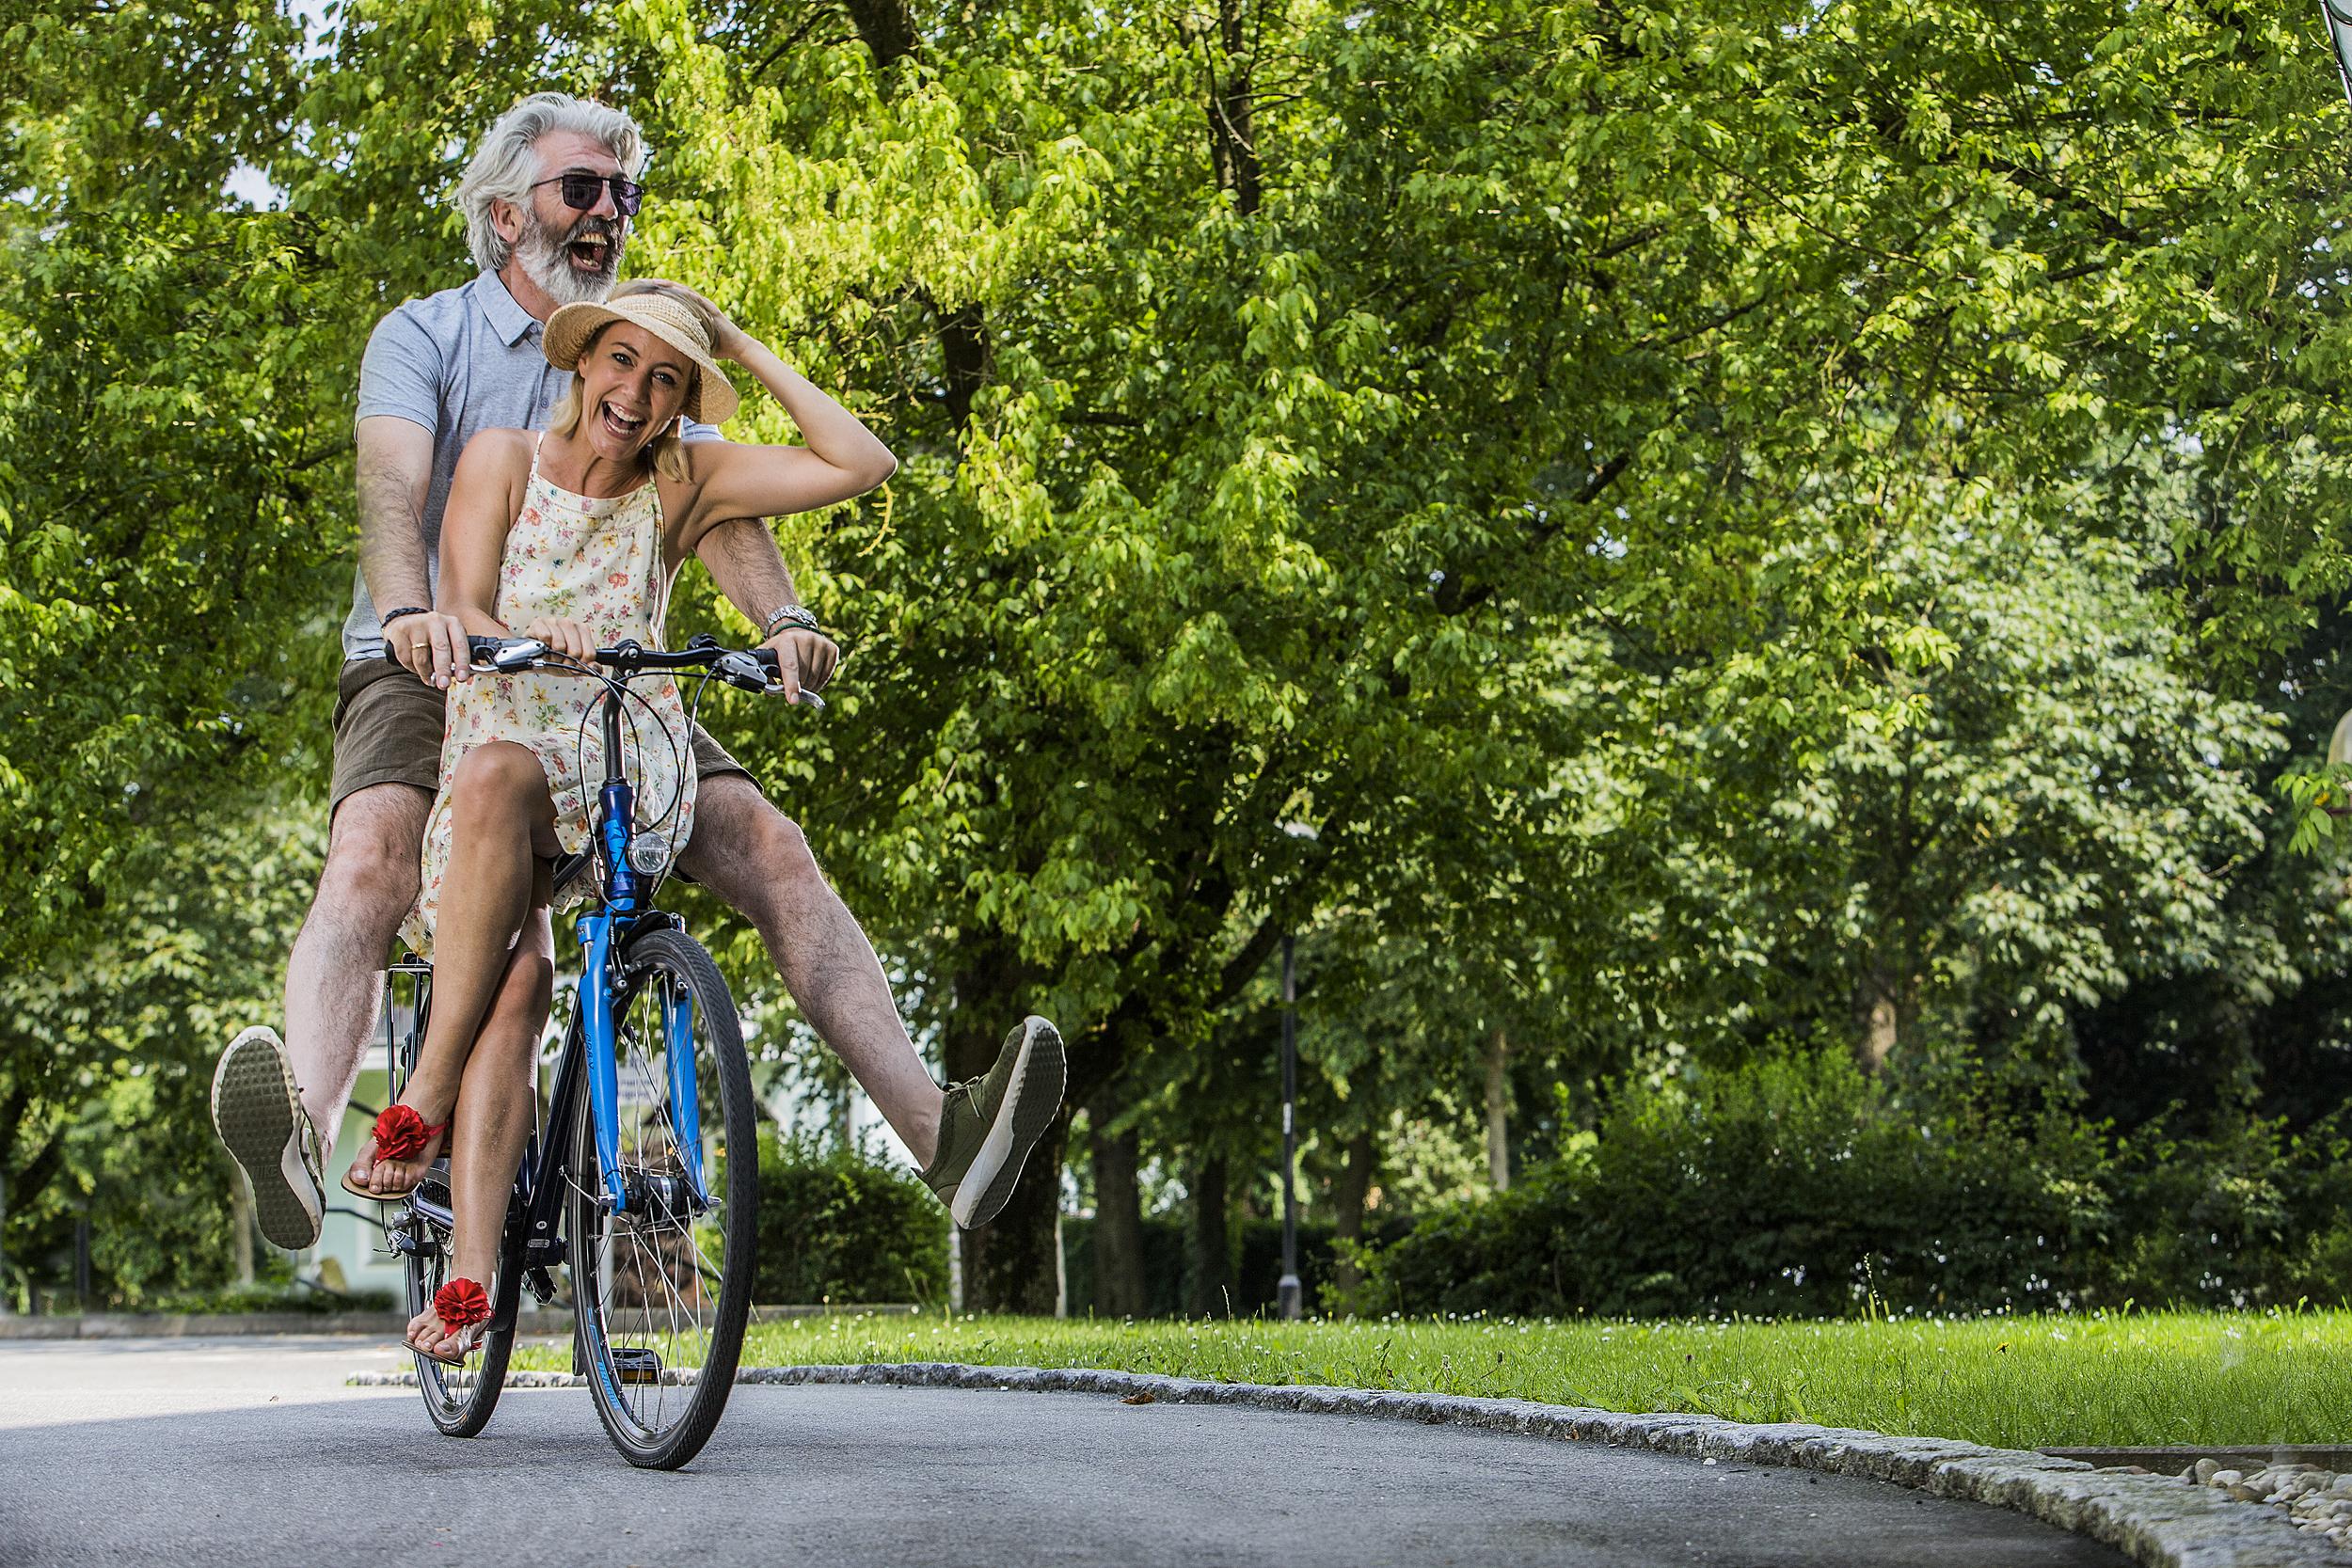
[543,289,739,426]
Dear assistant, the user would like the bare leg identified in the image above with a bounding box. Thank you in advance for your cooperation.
[406,886,554,1361]
[287,782,431,1148]
[353,742,561,1196]
[678,774,945,1165]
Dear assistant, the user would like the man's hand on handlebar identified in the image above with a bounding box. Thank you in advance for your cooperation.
[388,610,473,689]
[761,626,839,706]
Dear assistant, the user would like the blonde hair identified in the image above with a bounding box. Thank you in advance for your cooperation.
[546,283,722,482]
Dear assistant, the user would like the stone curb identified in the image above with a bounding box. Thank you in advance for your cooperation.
[0,1303,917,1341]
[345,1358,2345,1568]
[8,1311,424,1338]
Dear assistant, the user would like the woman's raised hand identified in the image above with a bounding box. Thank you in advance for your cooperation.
[523,616,597,670]
[637,279,751,361]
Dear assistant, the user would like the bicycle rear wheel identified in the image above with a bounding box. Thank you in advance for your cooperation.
[567,927,757,1469]
[397,1174,519,1437]
[383,957,517,1436]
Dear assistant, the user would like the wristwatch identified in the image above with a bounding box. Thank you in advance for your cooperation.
[762,603,820,638]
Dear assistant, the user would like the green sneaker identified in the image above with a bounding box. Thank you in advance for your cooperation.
[210,1025,326,1250]
[921,1016,1066,1230]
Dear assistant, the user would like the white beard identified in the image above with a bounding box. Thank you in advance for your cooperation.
[516,214,624,307]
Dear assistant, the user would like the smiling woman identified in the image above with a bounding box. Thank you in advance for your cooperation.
[539,281,729,483]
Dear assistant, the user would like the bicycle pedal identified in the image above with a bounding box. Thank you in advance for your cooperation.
[612,1346,663,1386]
[524,1266,558,1306]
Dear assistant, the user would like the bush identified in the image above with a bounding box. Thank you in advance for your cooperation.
[148,1281,395,1315]
[1353,1051,2352,1320]
[1353,1052,2116,1319]
[2104,1109,2352,1308]
[753,1129,949,1307]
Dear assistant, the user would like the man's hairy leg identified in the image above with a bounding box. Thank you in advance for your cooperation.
[680,774,945,1166]
[285,782,430,1151]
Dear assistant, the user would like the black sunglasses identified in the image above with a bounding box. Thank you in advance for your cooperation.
[528,169,645,217]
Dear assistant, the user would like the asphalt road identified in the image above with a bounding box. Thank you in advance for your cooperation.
[0,1336,2130,1567]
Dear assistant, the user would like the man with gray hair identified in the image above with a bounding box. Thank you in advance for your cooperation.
[210,91,1062,1252]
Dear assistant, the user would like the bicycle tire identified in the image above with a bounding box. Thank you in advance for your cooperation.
[567,927,757,1469]
[403,1169,521,1436]
[384,958,518,1436]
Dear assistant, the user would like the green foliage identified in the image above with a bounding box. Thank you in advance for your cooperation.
[0,1,347,958]
[1356,1052,2114,1319]
[753,1129,947,1307]
[0,801,325,1307]
[147,1281,396,1316]
[1356,1051,2352,1321]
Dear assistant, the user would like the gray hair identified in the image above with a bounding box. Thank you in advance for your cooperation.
[457,93,648,276]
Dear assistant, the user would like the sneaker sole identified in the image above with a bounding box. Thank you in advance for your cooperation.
[952,1017,1067,1231]
[211,1029,324,1250]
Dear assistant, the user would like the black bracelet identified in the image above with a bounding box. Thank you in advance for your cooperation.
[379,606,431,628]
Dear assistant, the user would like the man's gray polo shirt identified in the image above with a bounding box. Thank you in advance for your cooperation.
[345,270,715,661]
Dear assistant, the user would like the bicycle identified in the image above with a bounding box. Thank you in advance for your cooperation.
[374,630,816,1468]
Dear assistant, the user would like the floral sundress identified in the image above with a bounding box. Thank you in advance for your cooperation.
[407,434,696,950]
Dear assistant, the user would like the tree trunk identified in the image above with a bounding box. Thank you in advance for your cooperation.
[1192,0,1262,216]
[1184,1155,1232,1317]
[941,942,1063,1313]
[1852,971,1906,1076]
[842,0,916,72]
[1088,1085,1148,1317]
[1330,1128,1376,1305]
[1484,1027,1511,1192]
[955,1113,1068,1315]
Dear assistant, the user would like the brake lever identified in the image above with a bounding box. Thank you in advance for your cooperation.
[477,637,547,672]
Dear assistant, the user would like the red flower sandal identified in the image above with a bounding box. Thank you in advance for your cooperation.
[338,1103,450,1200]
[417,1276,492,1367]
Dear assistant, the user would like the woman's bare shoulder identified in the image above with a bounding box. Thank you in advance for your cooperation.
[454,426,535,473]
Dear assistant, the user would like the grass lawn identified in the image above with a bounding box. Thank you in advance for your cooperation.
[517,1307,2352,1450]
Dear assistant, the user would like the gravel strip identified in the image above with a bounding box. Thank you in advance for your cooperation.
[2171,1459,2352,1554]
[348,1359,2344,1568]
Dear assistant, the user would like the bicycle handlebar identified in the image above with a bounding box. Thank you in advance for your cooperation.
[379,632,825,708]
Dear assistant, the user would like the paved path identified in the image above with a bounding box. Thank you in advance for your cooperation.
[0,1336,2129,1567]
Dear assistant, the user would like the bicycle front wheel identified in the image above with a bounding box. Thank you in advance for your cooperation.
[567,927,757,1469]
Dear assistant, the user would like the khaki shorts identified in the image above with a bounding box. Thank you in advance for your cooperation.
[327,657,753,819]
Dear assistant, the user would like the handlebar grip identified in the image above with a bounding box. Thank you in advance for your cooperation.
[378,628,529,669]
[752,648,826,709]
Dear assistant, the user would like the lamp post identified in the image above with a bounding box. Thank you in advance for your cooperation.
[1278,931,1302,1321]
[1276,818,1317,1322]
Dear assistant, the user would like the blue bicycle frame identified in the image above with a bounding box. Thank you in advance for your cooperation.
[392,635,785,1299]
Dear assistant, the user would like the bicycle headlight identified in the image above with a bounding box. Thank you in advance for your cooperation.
[628,830,674,876]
